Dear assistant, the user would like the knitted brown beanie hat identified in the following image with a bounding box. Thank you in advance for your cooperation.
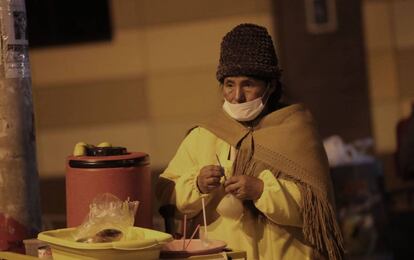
[216,23,280,82]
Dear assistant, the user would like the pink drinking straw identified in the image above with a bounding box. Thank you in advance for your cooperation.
[185,224,201,250]
[182,214,187,250]
[201,197,208,239]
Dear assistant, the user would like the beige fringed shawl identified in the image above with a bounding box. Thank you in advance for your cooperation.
[200,104,344,260]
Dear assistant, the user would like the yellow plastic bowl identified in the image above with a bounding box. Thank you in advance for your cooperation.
[38,227,172,260]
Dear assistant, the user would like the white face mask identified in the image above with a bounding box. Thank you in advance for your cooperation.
[222,95,265,122]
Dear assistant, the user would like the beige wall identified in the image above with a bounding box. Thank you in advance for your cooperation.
[30,0,274,177]
[30,0,414,178]
[363,0,414,154]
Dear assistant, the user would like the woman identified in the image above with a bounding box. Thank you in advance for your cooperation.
[157,23,343,260]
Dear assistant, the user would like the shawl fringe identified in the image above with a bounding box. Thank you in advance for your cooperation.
[236,147,344,260]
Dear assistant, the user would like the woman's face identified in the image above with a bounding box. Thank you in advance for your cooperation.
[222,76,267,104]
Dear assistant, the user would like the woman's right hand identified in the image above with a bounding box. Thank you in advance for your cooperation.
[197,165,224,194]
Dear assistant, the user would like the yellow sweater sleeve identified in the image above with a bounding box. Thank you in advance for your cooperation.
[254,170,303,227]
[156,128,213,217]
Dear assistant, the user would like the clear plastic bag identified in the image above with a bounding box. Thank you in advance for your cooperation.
[216,194,244,220]
[73,193,139,242]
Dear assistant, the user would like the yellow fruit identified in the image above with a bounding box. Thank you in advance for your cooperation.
[73,143,87,156]
[97,142,112,148]
[75,141,87,147]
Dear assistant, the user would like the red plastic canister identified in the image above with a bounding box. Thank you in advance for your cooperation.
[65,147,152,228]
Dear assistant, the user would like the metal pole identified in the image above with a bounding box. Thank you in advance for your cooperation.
[0,0,41,252]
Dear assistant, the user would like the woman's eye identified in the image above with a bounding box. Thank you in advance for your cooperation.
[244,82,253,87]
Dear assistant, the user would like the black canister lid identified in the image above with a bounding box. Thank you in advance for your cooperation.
[86,147,127,156]
[68,147,149,169]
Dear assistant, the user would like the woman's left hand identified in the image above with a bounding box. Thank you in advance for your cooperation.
[224,175,264,200]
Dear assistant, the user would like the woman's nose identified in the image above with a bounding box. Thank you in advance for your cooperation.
[234,87,245,103]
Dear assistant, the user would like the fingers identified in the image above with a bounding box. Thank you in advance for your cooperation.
[225,182,245,199]
[223,176,264,200]
[224,176,242,196]
[224,182,239,194]
[224,176,239,185]
[224,175,244,187]
[205,176,221,185]
[197,165,225,194]
[203,176,221,193]
[200,165,223,177]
